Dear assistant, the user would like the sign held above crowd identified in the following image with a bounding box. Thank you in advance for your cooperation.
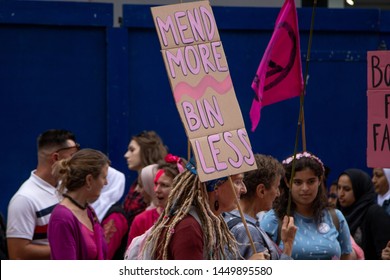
[367,51,390,168]
[151,1,256,181]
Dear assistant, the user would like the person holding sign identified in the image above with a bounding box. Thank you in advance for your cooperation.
[261,152,353,260]
[224,154,297,260]
[142,158,265,260]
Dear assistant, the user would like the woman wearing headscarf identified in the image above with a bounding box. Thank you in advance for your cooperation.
[337,168,390,259]
[126,154,186,247]
[372,168,390,215]
[138,164,159,210]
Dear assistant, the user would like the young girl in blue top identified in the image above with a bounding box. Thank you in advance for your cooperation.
[260,151,353,260]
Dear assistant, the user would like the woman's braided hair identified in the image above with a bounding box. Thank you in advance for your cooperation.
[144,169,239,259]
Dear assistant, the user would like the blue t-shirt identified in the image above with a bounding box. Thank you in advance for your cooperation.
[260,209,352,260]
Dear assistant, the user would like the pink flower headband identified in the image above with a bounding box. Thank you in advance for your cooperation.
[282,151,325,173]
[164,154,184,173]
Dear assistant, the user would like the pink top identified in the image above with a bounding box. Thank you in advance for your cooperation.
[127,208,160,247]
[351,235,365,260]
[48,205,107,260]
[80,223,98,260]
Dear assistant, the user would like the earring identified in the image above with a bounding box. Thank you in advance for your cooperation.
[214,191,219,211]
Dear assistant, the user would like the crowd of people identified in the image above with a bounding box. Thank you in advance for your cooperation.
[1,128,390,260]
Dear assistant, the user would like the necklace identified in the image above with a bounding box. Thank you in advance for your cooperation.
[63,193,88,210]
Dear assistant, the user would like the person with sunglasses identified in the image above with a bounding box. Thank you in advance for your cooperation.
[6,129,125,259]
[7,129,79,259]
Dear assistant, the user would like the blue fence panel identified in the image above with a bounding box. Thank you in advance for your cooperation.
[0,1,114,217]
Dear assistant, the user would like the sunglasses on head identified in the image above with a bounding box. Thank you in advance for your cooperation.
[55,143,80,153]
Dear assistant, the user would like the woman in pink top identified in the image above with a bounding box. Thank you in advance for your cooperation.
[48,149,110,260]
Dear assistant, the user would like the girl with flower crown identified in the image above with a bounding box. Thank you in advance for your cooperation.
[260,151,353,260]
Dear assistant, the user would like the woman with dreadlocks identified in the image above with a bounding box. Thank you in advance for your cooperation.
[142,158,265,260]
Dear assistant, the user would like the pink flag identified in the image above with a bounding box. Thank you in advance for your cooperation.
[250,0,303,132]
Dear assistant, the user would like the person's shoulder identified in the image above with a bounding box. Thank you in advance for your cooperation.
[51,204,74,220]
[367,203,383,213]
[176,214,201,231]
[367,203,390,220]
[261,209,277,222]
[10,174,35,197]
[107,166,126,184]
[222,210,238,222]
[134,208,155,222]
[327,208,344,219]
[108,166,125,181]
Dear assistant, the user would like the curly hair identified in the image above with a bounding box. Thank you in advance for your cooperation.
[242,154,284,200]
[144,170,239,260]
[274,152,327,224]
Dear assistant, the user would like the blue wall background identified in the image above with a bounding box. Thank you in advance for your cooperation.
[1,1,389,219]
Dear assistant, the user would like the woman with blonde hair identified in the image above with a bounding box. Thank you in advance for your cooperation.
[48,149,110,260]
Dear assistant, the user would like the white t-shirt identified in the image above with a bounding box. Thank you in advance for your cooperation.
[7,171,59,245]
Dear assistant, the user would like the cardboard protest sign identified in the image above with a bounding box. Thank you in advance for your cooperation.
[367,51,390,168]
[151,1,256,181]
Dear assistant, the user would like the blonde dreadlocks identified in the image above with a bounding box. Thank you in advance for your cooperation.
[144,169,239,259]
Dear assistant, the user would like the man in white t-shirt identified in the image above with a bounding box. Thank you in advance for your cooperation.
[6,129,79,259]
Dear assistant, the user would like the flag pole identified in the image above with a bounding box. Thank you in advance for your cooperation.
[299,0,317,152]
[287,0,317,216]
